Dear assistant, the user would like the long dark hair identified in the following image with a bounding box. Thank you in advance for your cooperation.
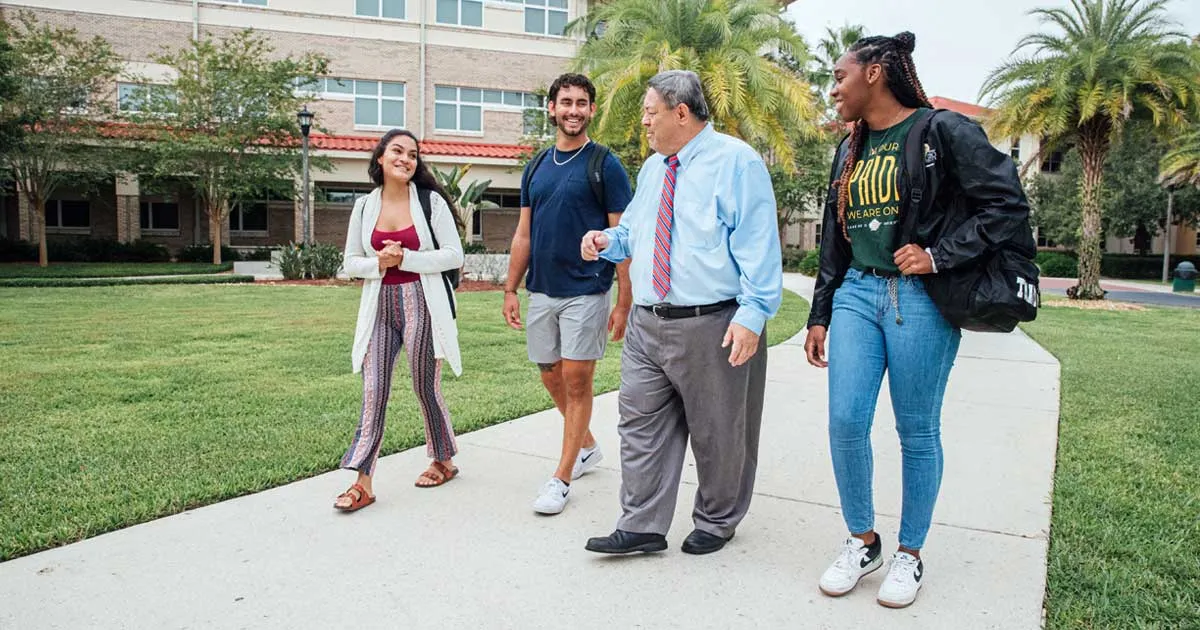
[836,32,932,242]
[368,128,465,233]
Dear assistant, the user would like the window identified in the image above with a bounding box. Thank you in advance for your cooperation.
[436,0,482,26]
[296,77,404,128]
[317,185,373,204]
[470,207,484,237]
[230,200,269,234]
[118,83,176,113]
[435,86,542,134]
[1195,228,1199,248]
[814,221,822,246]
[523,0,568,36]
[215,0,268,5]
[139,201,180,231]
[1040,151,1063,173]
[1036,230,1056,249]
[45,200,89,230]
[295,76,353,97]
[356,0,405,19]
[352,80,405,128]
[1039,137,1063,173]
[32,77,88,112]
[482,191,521,208]
[1009,138,1020,162]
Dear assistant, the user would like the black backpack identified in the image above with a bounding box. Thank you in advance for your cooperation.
[522,143,611,210]
[416,186,459,319]
[897,109,1040,333]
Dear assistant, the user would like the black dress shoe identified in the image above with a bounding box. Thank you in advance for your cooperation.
[681,529,733,555]
[585,529,668,554]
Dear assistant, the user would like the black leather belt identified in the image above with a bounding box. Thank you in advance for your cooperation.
[639,299,738,319]
[859,266,900,278]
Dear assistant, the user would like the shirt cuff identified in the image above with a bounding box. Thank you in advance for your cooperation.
[732,307,766,336]
[924,247,939,274]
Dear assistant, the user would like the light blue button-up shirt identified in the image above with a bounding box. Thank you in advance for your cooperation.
[600,124,783,335]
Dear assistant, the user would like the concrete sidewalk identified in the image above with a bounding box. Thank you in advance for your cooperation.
[0,274,1061,630]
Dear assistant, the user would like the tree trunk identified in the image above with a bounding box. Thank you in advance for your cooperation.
[1073,124,1110,300]
[34,195,47,268]
[210,211,222,265]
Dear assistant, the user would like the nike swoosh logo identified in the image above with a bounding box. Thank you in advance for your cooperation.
[581,451,596,463]
[860,555,874,569]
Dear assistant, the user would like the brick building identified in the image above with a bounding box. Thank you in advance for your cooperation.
[0,0,590,254]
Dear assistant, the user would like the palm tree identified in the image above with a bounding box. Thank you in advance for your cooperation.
[809,23,868,95]
[981,0,1200,299]
[568,0,820,170]
[429,163,498,244]
[1161,126,1200,188]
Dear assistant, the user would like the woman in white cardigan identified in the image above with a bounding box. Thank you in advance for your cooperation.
[334,129,465,512]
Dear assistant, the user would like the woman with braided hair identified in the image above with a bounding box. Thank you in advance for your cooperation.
[803,32,1033,608]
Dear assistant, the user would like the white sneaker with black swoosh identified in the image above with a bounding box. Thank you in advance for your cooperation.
[877,551,924,608]
[572,445,604,480]
[819,535,884,597]
[532,477,570,515]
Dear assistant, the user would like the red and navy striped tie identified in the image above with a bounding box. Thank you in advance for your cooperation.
[652,154,680,300]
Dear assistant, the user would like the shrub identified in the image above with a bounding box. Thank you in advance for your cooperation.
[120,240,171,263]
[1036,252,1078,278]
[177,244,241,263]
[463,242,488,255]
[303,242,343,279]
[0,274,255,288]
[797,249,821,276]
[0,239,37,262]
[782,247,807,272]
[276,243,305,280]
[242,246,274,261]
[1100,254,1200,279]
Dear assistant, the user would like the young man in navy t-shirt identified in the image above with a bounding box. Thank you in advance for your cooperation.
[502,73,634,515]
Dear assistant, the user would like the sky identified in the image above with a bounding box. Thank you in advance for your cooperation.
[785,0,1200,106]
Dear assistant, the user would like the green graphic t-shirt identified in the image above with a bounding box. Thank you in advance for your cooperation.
[845,109,927,273]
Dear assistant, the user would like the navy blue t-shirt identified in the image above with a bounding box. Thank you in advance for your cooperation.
[520,143,633,297]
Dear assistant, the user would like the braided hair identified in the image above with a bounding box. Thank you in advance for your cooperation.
[835,32,932,241]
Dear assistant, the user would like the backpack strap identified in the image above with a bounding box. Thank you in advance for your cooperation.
[899,108,948,244]
[521,147,552,208]
[416,186,457,319]
[586,143,610,210]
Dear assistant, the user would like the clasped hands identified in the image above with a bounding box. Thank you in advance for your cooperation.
[377,240,405,272]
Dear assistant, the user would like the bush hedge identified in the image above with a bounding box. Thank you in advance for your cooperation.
[0,274,255,288]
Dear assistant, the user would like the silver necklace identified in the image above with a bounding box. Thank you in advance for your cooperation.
[552,139,591,166]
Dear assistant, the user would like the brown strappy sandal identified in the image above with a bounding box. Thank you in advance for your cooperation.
[415,461,459,488]
[334,483,376,512]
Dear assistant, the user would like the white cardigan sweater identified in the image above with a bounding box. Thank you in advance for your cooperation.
[343,184,464,376]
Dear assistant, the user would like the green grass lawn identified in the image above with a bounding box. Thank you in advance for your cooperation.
[0,285,807,561]
[1024,306,1200,629]
[0,262,234,278]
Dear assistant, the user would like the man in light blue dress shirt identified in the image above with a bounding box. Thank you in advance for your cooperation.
[580,70,783,556]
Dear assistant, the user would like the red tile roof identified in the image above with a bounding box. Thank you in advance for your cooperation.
[929,96,992,119]
[310,133,531,160]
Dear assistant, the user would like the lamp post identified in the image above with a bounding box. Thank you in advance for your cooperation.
[297,105,314,245]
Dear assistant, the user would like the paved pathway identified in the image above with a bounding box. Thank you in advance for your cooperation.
[0,275,1061,629]
[1041,277,1200,309]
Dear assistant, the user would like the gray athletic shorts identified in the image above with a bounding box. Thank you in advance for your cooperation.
[526,291,610,364]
